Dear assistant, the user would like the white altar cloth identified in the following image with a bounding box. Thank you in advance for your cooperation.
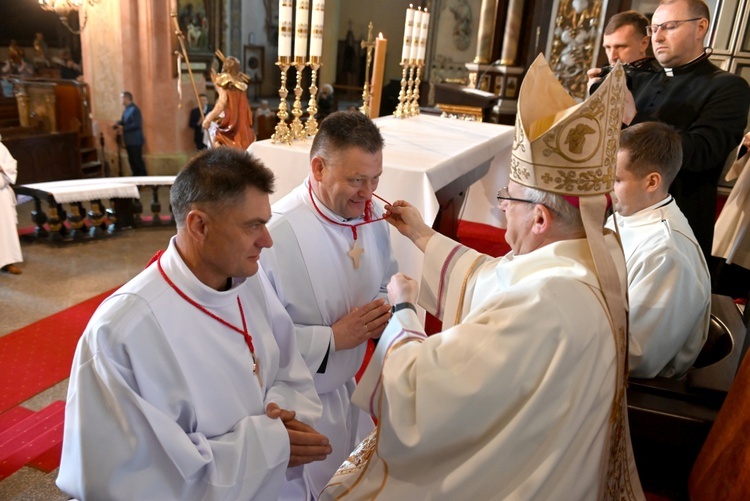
[18,177,176,205]
[249,114,514,280]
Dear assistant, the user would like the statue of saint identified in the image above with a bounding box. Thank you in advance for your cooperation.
[202,53,255,150]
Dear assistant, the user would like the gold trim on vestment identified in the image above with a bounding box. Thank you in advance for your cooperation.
[454,255,486,326]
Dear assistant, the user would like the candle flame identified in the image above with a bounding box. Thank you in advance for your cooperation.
[378,33,384,39]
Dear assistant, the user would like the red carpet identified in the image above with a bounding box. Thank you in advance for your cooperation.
[0,287,118,414]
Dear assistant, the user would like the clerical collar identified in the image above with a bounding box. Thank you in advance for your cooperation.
[628,195,674,217]
[663,49,711,77]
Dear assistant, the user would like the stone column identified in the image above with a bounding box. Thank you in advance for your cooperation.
[474,0,499,64]
[500,0,524,65]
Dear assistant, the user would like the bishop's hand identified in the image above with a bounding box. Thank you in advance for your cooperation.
[332,299,391,351]
[387,273,419,306]
[384,200,436,252]
[266,403,332,467]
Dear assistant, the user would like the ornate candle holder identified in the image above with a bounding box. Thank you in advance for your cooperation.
[272,56,292,145]
[360,22,375,117]
[394,60,410,119]
[404,61,416,117]
[289,56,307,140]
[305,56,321,137]
[409,61,424,116]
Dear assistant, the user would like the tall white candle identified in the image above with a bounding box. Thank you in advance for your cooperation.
[401,5,415,62]
[409,8,423,62]
[418,10,430,62]
[278,0,294,58]
[294,0,310,60]
[309,0,325,57]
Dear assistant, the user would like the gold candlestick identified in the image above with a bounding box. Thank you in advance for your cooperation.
[394,61,410,119]
[410,62,424,116]
[305,56,321,137]
[360,22,376,117]
[272,57,292,144]
[290,56,307,140]
[404,61,417,117]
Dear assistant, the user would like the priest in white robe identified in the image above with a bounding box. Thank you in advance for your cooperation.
[57,148,330,501]
[0,138,22,274]
[260,111,397,499]
[321,57,644,500]
[607,122,710,378]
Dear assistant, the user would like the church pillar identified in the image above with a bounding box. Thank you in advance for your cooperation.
[474,0,499,64]
[500,0,524,65]
[319,0,340,90]
[81,0,196,176]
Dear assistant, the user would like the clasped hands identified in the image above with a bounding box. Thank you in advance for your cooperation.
[266,403,332,467]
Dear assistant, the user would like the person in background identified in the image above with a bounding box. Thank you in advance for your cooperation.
[317,84,334,121]
[608,121,710,379]
[57,148,331,500]
[712,131,750,300]
[114,91,148,176]
[0,137,22,275]
[623,0,750,263]
[189,93,213,150]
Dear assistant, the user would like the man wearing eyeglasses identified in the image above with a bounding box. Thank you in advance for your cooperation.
[321,57,644,500]
[623,0,750,266]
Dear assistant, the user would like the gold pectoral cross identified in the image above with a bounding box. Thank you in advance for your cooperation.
[348,240,364,268]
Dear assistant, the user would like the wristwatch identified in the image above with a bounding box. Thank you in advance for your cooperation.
[391,302,417,314]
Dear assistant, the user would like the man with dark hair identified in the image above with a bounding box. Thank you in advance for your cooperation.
[188,93,213,150]
[603,10,650,65]
[114,91,148,176]
[623,0,750,262]
[57,148,331,500]
[260,111,397,499]
[609,122,710,378]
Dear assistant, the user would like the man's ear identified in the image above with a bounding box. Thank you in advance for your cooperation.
[185,209,210,242]
[696,18,709,39]
[311,155,325,182]
[640,35,650,54]
[645,171,662,193]
[531,204,552,235]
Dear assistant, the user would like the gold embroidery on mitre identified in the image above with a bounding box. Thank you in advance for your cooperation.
[510,55,625,197]
[509,157,530,180]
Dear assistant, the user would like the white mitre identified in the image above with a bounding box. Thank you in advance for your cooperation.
[511,54,624,197]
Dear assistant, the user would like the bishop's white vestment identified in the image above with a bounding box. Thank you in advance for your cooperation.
[56,238,322,501]
[322,233,643,500]
[260,181,398,499]
[607,197,710,378]
[0,141,22,269]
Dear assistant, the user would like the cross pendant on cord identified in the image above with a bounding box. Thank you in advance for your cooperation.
[348,240,364,268]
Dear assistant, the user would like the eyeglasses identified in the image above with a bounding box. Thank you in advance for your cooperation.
[646,18,702,36]
[496,186,538,205]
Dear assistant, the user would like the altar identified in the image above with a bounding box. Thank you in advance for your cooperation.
[249,114,515,280]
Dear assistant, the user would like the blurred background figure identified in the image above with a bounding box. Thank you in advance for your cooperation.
[189,93,213,150]
[0,136,23,275]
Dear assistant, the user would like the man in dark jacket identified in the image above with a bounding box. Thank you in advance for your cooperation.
[115,91,147,176]
[623,0,750,262]
[188,93,213,150]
